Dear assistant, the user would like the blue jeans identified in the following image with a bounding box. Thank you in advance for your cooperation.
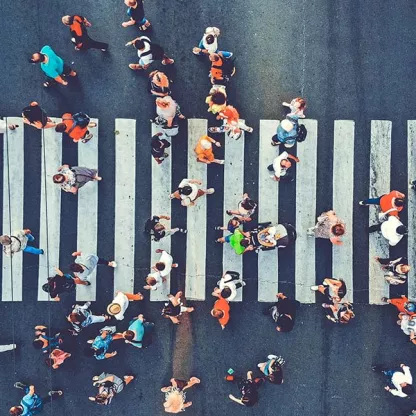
[224,234,232,243]
[23,234,43,255]
[362,196,381,205]
[197,39,232,57]
[383,369,397,387]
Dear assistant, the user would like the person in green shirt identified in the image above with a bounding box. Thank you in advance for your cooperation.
[215,229,255,254]
[29,45,77,87]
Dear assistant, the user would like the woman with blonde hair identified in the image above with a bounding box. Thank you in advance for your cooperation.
[161,377,200,413]
[194,135,224,165]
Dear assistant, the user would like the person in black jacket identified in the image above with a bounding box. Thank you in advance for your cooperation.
[22,102,55,129]
[151,132,171,164]
[62,15,108,51]
[264,292,298,332]
[144,215,186,241]
[42,268,76,301]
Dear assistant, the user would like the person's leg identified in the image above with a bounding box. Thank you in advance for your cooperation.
[124,292,144,301]
[23,245,43,255]
[389,297,407,312]
[161,54,175,65]
[180,306,194,313]
[62,63,76,77]
[368,223,382,233]
[88,315,106,325]
[219,51,233,58]
[97,257,110,265]
[182,377,200,391]
[360,196,381,205]
[237,120,253,133]
[84,37,108,51]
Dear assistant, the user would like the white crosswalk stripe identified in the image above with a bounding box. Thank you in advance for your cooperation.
[1,117,414,304]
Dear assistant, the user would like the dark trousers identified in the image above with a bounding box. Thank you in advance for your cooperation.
[98,257,109,265]
[368,223,382,233]
[82,36,108,50]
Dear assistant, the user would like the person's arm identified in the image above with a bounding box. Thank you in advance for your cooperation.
[55,267,64,277]
[93,375,115,386]
[243,245,255,254]
[159,214,170,220]
[228,394,245,406]
[103,351,117,359]
[287,154,300,163]
[54,75,67,85]
[83,17,92,27]
[125,37,140,46]
[402,365,412,382]
[396,191,406,198]
[330,236,343,245]
[386,386,407,397]
[276,293,287,300]
[72,251,82,257]
[188,179,202,185]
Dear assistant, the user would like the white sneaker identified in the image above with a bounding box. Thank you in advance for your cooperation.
[267,354,278,360]
[206,188,215,194]
[310,285,319,291]
[108,261,117,268]
[257,363,263,368]
[241,281,247,287]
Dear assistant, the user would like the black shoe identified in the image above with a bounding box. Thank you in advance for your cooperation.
[226,210,232,216]
[372,365,383,373]
[85,281,91,286]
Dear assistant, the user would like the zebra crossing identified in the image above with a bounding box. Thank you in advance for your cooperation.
[1,116,415,304]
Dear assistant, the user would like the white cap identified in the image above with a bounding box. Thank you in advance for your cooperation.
[281,119,294,132]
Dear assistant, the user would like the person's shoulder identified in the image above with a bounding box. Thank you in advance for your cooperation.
[40,45,52,53]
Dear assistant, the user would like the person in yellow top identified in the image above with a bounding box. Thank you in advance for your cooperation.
[194,135,224,165]
[205,85,227,114]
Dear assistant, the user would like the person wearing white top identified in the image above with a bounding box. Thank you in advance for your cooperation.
[373,364,414,398]
[170,178,215,207]
[153,249,177,278]
[143,271,164,291]
[107,291,144,320]
[212,271,246,301]
[398,314,416,344]
[192,27,233,58]
[368,216,407,246]
[268,151,299,181]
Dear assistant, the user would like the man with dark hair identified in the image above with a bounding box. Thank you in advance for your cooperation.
[368,216,408,246]
[264,293,297,332]
[372,364,414,398]
[122,0,151,31]
[86,326,123,360]
[29,45,76,87]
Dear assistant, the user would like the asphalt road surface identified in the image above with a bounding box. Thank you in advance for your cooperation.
[1,0,416,415]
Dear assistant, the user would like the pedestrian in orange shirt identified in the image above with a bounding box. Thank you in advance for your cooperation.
[359,190,405,219]
[194,135,224,165]
[211,294,230,330]
[55,112,97,143]
[208,105,253,140]
[381,295,416,317]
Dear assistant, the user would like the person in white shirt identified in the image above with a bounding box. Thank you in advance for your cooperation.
[398,314,416,344]
[192,26,233,58]
[152,249,177,278]
[267,151,299,182]
[368,216,407,246]
[107,291,144,320]
[143,271,163,291]
[170,178,215,207]
[212,271,245,302]
[372,364,414,398]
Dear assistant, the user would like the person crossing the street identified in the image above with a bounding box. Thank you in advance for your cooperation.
[194,135,224,165]
[152,249,178,282]
[211,293,230,330]
[144,214,186,242]
[67,302,110,335]
[122,313,155,349]
[22,102,55,129]
[375,256,410,285]
[307,210,345,245]
[55,112,97,143]
[225,193,257,222]
[372,363,414,398]
[85,326,124,360]
[192,26,232,57]
[122,0,151,31]
[0,228,44,256]
[170,178,215,207]
[107,291,144,321]
[368,215,407,246]
[53,165,102,194]
[381,295,416,317]
[282,97,306,119]
[151,132,171,164]
[268,150,299,182]
[359,190,405,218]
[161,291,194,325]
[89,373,135,405]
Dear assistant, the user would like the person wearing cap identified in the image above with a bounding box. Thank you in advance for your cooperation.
[372,364,414,398]
[271,118,298,148]
[0,228,44,256]
[375,256,410,285]
[381,295,416,316]
[194,135,224,165]
[225,193,257,223]
[107,291,144,321]
[170,178,215,207]
[268,151,299,182]
[368,216,407,246]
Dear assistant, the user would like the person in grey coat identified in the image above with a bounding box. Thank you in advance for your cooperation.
[52,164,101,194]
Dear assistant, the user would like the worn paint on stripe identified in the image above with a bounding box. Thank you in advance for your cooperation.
[295,119,318,303]
[408,121,416,301]
[332,121,354,303]
[185,119,208,300]
[38,118,62,301]
[258,120,279,302]
[222,123,245,301]
[2,117,24,301]
[76,119,99,301]
[150,123,172,301]
[368,120,391,304]
[114,119,136,293]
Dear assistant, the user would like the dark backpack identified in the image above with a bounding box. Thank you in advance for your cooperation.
[71,112,90,129]
[213,56,236,85]
[141,39,165,61]
[296,124,307,142]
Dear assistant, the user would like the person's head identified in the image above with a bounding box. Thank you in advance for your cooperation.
[276,315,294,332]
[123,330,135,341]
[229,217,241,229]
[397,225,408,235]
[125,0,137,6]
[405,302,416,314]
[211,91,226,105]
[61,15,72,25]
[29,53,45,64]
[155,262,166,271]
[281,119,295,132]
[220,287,232,299]
[107,303,121,316]
[55,123,66,133]
[200,138,212,150]
[178,185,193,196]
[151,71,169,87]
[339,309,355,324]
[240,238,250,248]
[402,383,414,396]
[154,222,165,233]
[205,34,215,45]
[331,223,345,237]
[9,406,23,415]
[146,275,157,286]
[94,394,109,404]
[69,263,84,273]
[280,159,292,169]
[32,339,44,350]
[53,174,66,184]
[395,198,405,207]
[241,198,256,211]
[399,264,411,274]
[133,39,145,50]
[84,346,97,357]
[0,235,12,246]
[209,53,220,63]
[211,308,224,319]
[68,313,81,323]
[293,97,306,110]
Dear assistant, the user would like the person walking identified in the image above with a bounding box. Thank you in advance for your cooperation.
[398,314,416,344]
[228,371,260,407]
[122,314,155,348]
[205,85,227,114]
[152,96,185,128]
[161,377,201,413]
[153,249,178,279]
[194,135,224,165]
[359,190,405,219]
[89,373,135,405]
[41,267,76,301]
[257,355,285,384]
[85,326,123,360]
[22,102,55,129]
[144,215,186,242]
[310,278,347,303]
[212,271,245,302]
[62,15,108,51]
[208,105,253,140]
[161,291,194,325]
[53,164,101,194]
[368,216,407,246]
[151,132,171,164]
[208,52,236,86]
[69,251,116,285]
[122,0,151,31]
[271,118,298,148]
[282,97,306,119]
[144,271,164,291]
[67,302,110,335]
[148,70,171,97]
[170,178,215,207]
[126,36,174,70]
[55,112,97,143]
[322,302,355,324]
[0,228,44,256]
[107,291,144,321]
[29,46,77,87]
[372,364,414,398]
[225,193,257,222]
[264,293,297,332]
[211,294,230,330]
[268,151,299,182]
[45,349,71,369]
[10,383,63,416]
[375,256,410,285]
[381,295,416,316]
[307,210,346,245]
